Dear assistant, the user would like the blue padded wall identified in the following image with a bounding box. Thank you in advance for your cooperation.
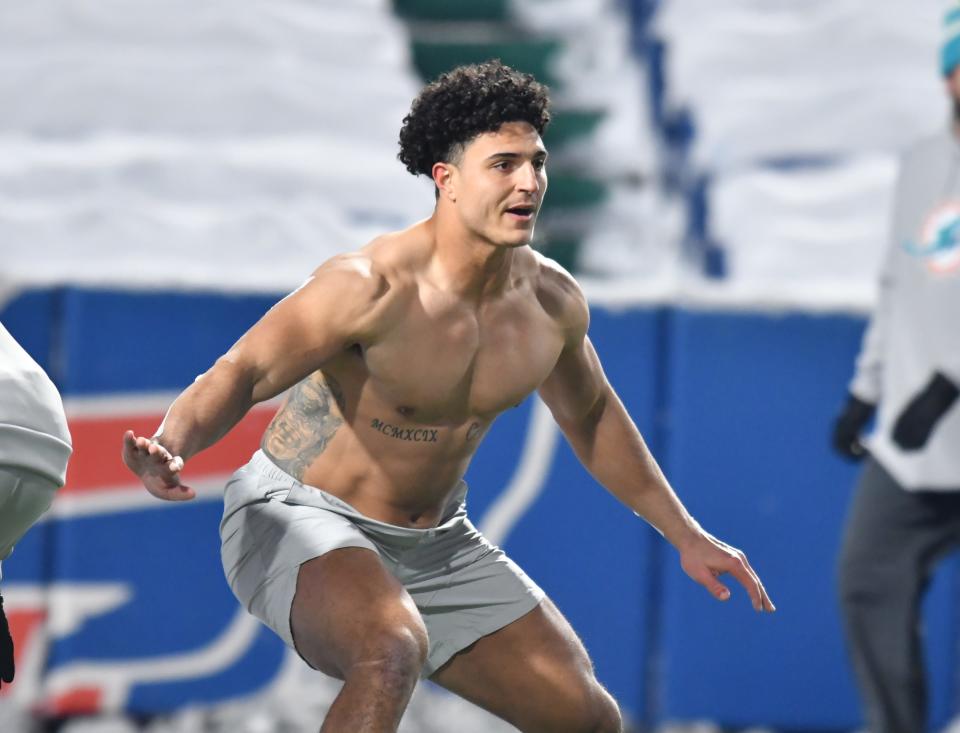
[1,288,61,380]
[657,309,959,730]
[45,501,286,712]
[59,288,280,394]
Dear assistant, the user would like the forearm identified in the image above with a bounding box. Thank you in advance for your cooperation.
[152,358,259,461]
[565,388,702,550]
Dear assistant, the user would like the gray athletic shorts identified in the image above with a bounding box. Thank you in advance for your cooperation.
[220,450,545,677]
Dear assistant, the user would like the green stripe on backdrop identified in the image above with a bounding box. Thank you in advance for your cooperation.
[410,39,563,88]
[393,0,510,22]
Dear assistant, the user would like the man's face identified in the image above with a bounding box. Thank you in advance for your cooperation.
[443,121,548,248]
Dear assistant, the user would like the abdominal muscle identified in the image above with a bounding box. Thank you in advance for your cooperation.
[259,372,489,528]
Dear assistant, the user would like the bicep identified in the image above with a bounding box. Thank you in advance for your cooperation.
[222,264,382,402]
[538,335,609,430]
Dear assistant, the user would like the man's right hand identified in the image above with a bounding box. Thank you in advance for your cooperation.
[122,431,195,501]
[831,394,876,461]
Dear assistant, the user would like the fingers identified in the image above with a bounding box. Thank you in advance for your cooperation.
[742,555,775,613]
[724,551,776,613]
[759,588,775,613]
[123,431,183,468]
[726,558,765,612]
[149,482,197,502]
[684,537,777,613]
[122,430,190,500]
[125,432,167,458]
[122,429,139,463]
[145,438,172,462]
[704,569,731,602]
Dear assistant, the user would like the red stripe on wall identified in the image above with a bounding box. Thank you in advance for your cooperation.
[44,687,104,716]
[63,407,277,493]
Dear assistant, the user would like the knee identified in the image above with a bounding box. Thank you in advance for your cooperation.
[556,683,622,733]
[585,687,622,733]
[348,619,429,683]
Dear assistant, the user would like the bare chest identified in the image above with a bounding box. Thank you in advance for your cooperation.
[362,302,564,422]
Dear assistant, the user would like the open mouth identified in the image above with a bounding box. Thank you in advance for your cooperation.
[505,205,536,221]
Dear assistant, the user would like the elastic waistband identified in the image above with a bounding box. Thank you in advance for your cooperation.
[247,450,467,537]
[249,449,303,488]
[0,423,72,486]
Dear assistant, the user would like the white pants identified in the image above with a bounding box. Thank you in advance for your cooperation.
[0,466,59,580]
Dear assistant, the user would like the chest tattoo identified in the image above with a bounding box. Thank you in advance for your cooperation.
[370,418,439,443]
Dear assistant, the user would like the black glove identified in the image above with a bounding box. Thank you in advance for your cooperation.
[832,393,876,460]
[0,592,14,687]
[892,372,959,451]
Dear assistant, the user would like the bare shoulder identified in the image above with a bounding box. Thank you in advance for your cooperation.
[292,240,391,317]
[268,246,398,348]
[529,249,589,341]
[299,226,429,337]
[307,251,389,303]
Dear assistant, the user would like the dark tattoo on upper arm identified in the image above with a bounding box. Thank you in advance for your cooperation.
[261,372,344,480]
[466,422,482,441]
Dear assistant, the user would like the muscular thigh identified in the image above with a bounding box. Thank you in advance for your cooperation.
[290,546,427,679]
[430,597,619,733]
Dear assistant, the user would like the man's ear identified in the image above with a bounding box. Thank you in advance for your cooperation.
[432,162,457,202]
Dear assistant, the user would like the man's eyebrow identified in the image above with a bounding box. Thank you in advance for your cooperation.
[485,150,549,161]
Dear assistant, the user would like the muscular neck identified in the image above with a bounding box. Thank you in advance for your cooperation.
[426,213,518,301]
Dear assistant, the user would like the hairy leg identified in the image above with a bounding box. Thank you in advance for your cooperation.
[290,547,429,733]
[430,598,621,733]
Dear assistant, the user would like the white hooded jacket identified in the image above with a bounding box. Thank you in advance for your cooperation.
[0,322,72,486]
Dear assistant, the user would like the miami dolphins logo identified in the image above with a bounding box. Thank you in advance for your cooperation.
[906,201,960,274]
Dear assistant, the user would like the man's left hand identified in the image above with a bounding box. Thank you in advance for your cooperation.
[892,372,959,451]
[679,531,776,613]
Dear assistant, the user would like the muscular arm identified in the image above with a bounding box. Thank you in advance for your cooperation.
[123,255,388,499]
[538,331,699,549]
[537,269,774,612]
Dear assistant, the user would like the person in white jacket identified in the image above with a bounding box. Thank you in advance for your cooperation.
[832,7,960,731]
[0,321,72,688]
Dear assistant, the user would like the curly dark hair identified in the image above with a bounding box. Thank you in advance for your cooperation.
[398,59,551,178]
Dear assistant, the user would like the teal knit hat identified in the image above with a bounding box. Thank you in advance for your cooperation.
[943,2,960,76]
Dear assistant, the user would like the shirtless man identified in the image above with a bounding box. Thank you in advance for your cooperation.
[123,61,774,733]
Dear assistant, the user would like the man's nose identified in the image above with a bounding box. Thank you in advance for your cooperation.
[516,162,540,193]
